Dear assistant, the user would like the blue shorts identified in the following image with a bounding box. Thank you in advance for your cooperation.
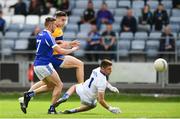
[51,54,65,69]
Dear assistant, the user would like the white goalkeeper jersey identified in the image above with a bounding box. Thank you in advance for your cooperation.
[82,67,107,100]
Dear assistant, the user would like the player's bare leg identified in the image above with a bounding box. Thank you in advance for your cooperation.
[63,104,96,114]
[28,80,45,92]
[54,85,76,107]
[62,55,84,83]
[45,71,63,114]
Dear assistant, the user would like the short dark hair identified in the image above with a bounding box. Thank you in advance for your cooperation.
[55,11,67,18]
[44,17,56,27]
[100,59,112,68]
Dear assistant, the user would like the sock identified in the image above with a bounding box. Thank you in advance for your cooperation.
[62,93,69,99]
[49,105,55,111]
[27,91,35,98]
[69,109,77,113]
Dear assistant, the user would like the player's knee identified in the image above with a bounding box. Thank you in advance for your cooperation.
[90,104,97,109]
[77,60,84,68]
[58,82,63,88]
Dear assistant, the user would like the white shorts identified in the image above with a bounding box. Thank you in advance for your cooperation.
[75,83,97,106]
[34,63,55,80]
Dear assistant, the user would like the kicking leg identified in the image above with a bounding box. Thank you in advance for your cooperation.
[28,81,45,92]
[54,84,76,107]
[62,55,84,83]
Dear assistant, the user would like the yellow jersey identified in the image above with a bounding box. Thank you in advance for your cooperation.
[52,27,64,55]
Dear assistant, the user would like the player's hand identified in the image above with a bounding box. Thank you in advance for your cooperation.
[72,46,79,51]
[110,87,119,93]
[70,40,80,47]
[108,106,121,114]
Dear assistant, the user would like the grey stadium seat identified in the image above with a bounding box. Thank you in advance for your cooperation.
[80,23,91,32]
[114,8,127,17]
[118,0,131,8]
[172,9,180,17]
[68,16,81,23]
[132,0,144,9]
[76,31,88,40]
[105,0,117,9]
[149,32,161,41]
[93,0,103,9]
[63,31,76,41]
[146,40,159,58]
[19,31,31,39]
[135,32,148,41]
[162,1,172,9]
[118,40,130,57]
[14,39,28,50]
[176,40,180,57]
[72,8,84,16]
[147,1,159,9]
[76,0,88,9]
[131,40,145,51]
[6,23,21,32]
[65,23,78,32]
[170,17,180,25]
[5,31,18,39]
[22,24,36,32]
[120,32,134,41]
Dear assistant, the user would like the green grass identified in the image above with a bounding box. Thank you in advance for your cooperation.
[0,92,180,118]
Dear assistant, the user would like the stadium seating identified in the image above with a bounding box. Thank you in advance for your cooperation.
[0,0,180,62]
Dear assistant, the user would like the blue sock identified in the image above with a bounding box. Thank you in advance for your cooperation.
[62,93,69,99]
[69,109,77,113]
[27,91,35,98]
[49,105,55,111]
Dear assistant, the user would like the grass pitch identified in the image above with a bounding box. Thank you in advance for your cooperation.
[0,92,180,118]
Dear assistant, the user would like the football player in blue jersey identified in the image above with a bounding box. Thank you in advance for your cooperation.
[19,17,79,114]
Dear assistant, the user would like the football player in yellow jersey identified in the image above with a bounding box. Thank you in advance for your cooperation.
[51,11,84,84]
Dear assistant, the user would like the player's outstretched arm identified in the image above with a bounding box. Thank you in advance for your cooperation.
[97,91,121,114]
[53,45,79,55]
[106,82,119,93]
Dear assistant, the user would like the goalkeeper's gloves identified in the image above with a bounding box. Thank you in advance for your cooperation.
[108,106,121,114]
[109,86,119,93]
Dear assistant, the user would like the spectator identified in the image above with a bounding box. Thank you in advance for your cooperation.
[27,26,41,60]
[96,2,114,30]
[85,24,101,61]
[0,11,5,35]
[139,4,153,30]
[9,0,27,16]
[54,0,62,8]
[100,23,116,61]
[172,0,180,9]
[159,26,175,61]
[77,1,96,31]
[121,9,137,33]
[153,4,169,31]
[28,0,48,15]
[58,0,71,16]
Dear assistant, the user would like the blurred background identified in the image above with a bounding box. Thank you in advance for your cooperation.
[0,0,180,94]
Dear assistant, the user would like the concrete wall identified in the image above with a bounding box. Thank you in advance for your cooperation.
[109,62,157,83]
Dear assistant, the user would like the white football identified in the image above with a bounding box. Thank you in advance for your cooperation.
[154,58,168,72]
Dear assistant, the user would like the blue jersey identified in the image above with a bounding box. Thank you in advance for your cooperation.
[34,29,57,66]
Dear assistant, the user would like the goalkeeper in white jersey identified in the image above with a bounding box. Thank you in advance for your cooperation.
[54,59,121,114]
